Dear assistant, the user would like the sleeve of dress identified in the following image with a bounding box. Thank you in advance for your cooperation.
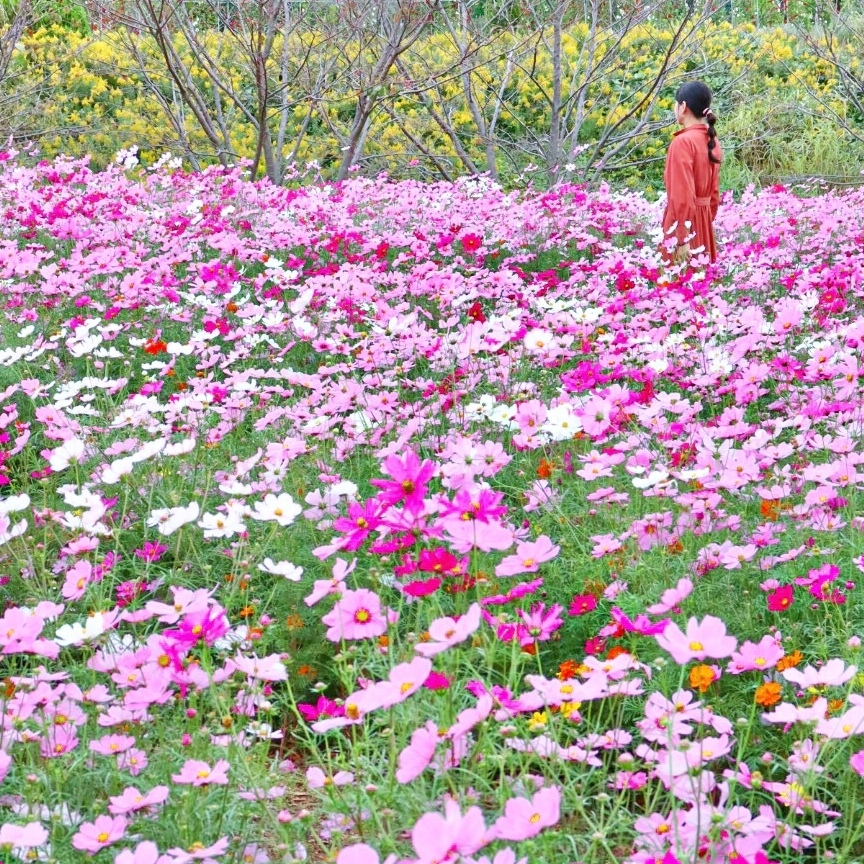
[665,139,696,246]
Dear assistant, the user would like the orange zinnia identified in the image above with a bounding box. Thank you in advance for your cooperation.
[755,682,783,707]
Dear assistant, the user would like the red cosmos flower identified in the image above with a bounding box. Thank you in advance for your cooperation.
[466,301,486,323]
[767,584,794,612]
[461,233,482,253]
[143,339,167,355]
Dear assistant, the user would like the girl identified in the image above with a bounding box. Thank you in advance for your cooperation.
[661,81,722,265]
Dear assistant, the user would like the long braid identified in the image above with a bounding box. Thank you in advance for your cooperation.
[675,81,719,163]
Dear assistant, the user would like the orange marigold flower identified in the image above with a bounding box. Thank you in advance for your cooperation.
[521,642,538,656]
[667,539,685,554]
[285,614,304,630]
[776,650,803,672]
[606,646,630,661]
[755,682,783,707]
[144,339,168,355]
[557,659,580,681]
[377,635,390,648]
[297,664,316,677]
[238,605,255,619]
[689,664,716,694]
[226,301,239,314]
[536,458,554,480]
[760,499,781,521]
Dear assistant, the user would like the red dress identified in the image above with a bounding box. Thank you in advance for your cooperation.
[661,124,722,262]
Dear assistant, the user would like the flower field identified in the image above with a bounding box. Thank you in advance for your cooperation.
[2,149,864,864]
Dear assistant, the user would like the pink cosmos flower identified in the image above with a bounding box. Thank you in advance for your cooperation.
[108,785,169,815]
[71,814,128,854]
[377,657,433,708]
[850,750,864,777]
[89,734,136,755]
[117,747,149,775]
[396,721,440,784]
[336,844,383,864]
[494,535,559,577]
[165,836,229,860]
[231,653,287,681]
[645,577,693,615]
[171,759,230,786]
[164,605,230,647]
[610,607,670,636]
[492,786,561,840]
[305,557,355,607]
[515,603,563,646]
[781,658,856,689]
[726,635,785,675]
[311,685,392,733]
[0,822,49,848]
[415,604,482,657]
[654,616,737,665]
[306,766,354,788]
[762,698,828,725]
[410,800,490,863]
[321,588,387,642]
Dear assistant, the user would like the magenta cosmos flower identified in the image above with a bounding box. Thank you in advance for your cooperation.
[492,786,561,840]
[370,450,435,514]
[321,588,387,642]
[654,615,737,665]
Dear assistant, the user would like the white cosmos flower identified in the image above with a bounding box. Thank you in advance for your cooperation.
[48,437,87,472]
[329,480,358,498]
[258,558,303,581]
[199,509,246,539]
[164,438,196,456]
[632,469,672,490]
[54,611,117,647]
[0,515,27,546]
[0,494,29,515]
[248,493,302,527]
[147,501,200,536]
[66,333,103,358]
[100,456,136,485]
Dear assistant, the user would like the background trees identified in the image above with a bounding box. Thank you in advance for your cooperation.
[2,0,864,186]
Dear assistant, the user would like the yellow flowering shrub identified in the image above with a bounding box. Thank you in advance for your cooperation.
[5,20,864,186]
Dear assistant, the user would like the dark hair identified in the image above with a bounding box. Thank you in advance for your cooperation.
[675,80,720,164]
